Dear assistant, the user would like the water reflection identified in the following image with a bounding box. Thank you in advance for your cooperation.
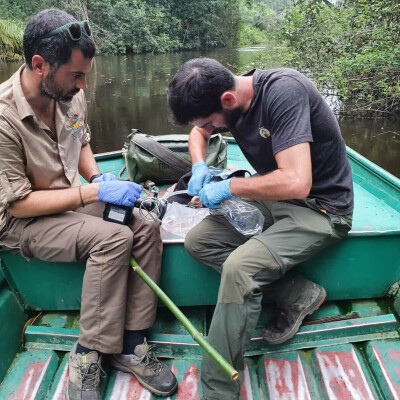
[340,117,400,178]
[1,46,399,178]
[82,46,282,152]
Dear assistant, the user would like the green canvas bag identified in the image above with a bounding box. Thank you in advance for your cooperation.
[123,130,228,184]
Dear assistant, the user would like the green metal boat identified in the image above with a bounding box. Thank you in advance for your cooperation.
[0,138,400,399]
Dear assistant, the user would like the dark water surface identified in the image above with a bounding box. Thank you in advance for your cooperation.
[1,46,400,178]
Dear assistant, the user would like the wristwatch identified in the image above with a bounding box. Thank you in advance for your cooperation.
[89,173,103,183]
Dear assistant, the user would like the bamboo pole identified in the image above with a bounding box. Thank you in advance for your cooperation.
[130,258,239,381]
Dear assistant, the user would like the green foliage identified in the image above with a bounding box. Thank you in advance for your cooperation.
[283,0,400,115]
[256,0,293,14]
[0,19,24,61]
[239,25,268,46]
[89,0,181,54]
[0,0,287,56]
[239,1,284,46]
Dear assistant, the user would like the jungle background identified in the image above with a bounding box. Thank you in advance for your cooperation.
[1,0,399,116]
[1,0,400,177]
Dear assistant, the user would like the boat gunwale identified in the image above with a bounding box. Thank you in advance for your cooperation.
[346,146,400,191]
[92,141,400,192]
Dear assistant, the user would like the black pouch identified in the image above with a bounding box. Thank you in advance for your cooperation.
[167,169,252,204]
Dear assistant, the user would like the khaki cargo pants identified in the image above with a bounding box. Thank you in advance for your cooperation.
[0,202,162,354]
[185,199,352,400]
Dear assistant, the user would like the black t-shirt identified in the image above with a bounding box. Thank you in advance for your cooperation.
[231,68,354,215]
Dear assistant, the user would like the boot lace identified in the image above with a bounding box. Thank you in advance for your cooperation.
[80,361,106,390]
[138,344,163,375]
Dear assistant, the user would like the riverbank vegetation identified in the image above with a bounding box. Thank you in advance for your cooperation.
[1,0,399,115]
[0,0,285,57]
[0,19,24,61]
[283,0,400,115]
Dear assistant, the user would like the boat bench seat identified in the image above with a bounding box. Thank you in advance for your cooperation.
[1,182,400,311]
[1,146,400,311]
[1,220,400,311]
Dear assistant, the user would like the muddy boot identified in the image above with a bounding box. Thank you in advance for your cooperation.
[110,339,178,397]
[66,342,105,400]
[263,281,326,345]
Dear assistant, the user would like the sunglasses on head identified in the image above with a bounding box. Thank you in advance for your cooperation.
[38,20,91,42]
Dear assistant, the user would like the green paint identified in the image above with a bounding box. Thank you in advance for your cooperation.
[2,232,400,310]
[0,142,400,396]
[151,306,206,335]
[1,144,400,310]
[1,144,400,311]
[349,300,386,318]
[0,253,84,311]
[132,259,239,380]
[0,287,27,383]
[5,307,400,398]
[246,314,399,355]
[366,340,400,399]
[0,350,59,399]
[258,351,323,399]
[305,301,343,320]
[25,326,79,347]
[240,358,262,400]
[45,352,69,399]
[311,344,384,400]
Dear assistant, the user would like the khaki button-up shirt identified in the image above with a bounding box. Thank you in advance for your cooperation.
[0,65,91,235]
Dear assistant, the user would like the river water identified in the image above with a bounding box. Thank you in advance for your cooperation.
[1,45,400,178]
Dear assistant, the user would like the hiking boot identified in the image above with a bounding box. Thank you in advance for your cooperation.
[263,281,326,345]
[110,340,178,397]
[66,342,105,400]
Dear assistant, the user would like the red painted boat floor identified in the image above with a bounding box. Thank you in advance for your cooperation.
[1,300,400,399]
[3,341,400,399]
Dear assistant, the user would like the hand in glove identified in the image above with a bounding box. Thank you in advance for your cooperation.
[188,161,211,196]
[92,173,118,183]
[98,181,142,207]
[199,178,233,209]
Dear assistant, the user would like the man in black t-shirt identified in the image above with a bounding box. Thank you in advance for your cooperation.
[167,58,353,400]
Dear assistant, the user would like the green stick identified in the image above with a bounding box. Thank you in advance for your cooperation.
[130,258,239,381]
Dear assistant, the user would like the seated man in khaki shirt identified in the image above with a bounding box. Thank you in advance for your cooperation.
[0,9,177,400]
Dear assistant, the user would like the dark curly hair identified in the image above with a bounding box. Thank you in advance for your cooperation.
[167,58,236,126]
[23,9,95,71]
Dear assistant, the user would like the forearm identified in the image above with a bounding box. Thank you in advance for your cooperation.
[230,169,311,201]
[78,144,100,182]
[188,127,209,164]
[229,142,312,201]
[8,184,100,218]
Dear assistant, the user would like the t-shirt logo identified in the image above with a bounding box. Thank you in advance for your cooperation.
[68,113,82,131]
[259,127,270,139]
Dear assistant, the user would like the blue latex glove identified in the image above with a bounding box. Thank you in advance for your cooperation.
[92,173,118,183]
[188,161,211,196]
[98,181,142,207]
[199,178,233,209]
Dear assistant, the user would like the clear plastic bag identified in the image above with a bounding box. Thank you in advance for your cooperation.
[207,167,264,237]
[161,202,209,238]
[208,166,236,181]
[218,198,264,237]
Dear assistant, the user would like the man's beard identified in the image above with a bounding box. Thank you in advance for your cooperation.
[222,106,243,130]
[39,70,79,104]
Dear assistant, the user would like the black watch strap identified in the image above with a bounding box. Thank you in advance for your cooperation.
[89,173,103,183]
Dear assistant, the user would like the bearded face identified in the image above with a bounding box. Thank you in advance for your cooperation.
[221,106,243,129]
[39,66,80,104]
